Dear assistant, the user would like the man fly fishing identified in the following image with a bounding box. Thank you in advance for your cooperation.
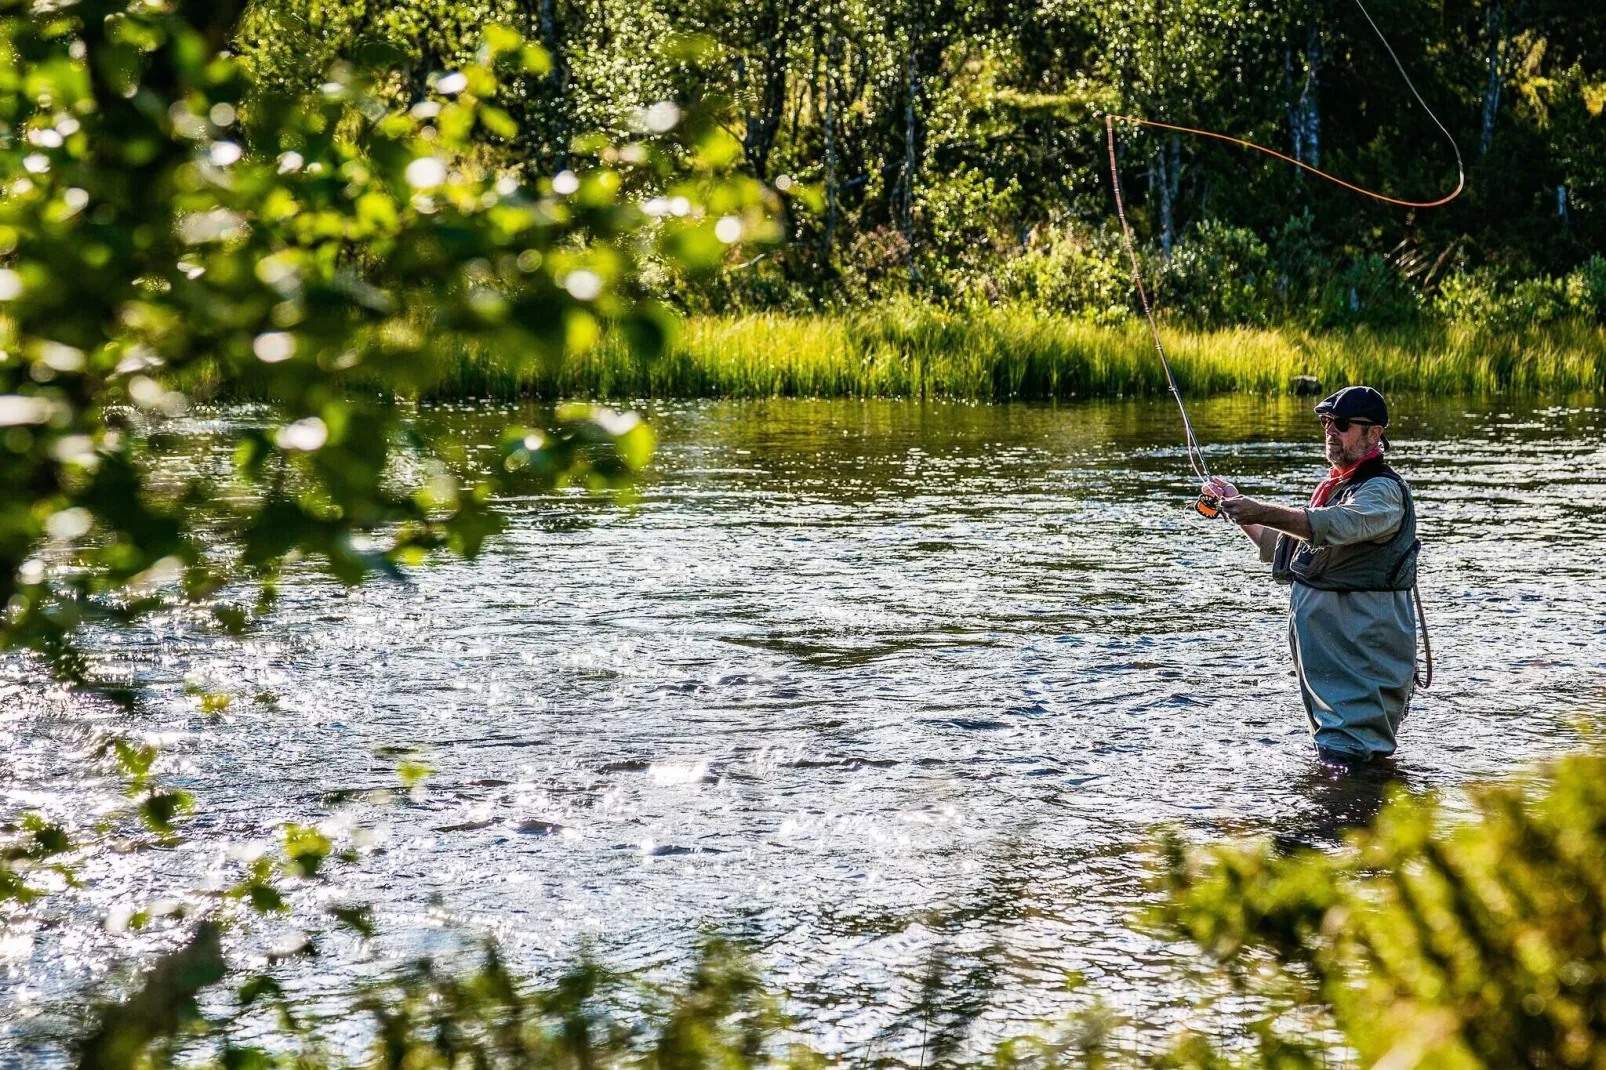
[1101,0,1456,767]
[1202,387,1426,764]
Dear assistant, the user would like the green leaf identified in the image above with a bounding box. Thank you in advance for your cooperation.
[283,823,331,878]
[614,420,656,472]
[237,975,284,1007]
[140,791,194,833]
[480,106,519,140]
[212,605,249,635]
[695,126,743,170]
[482,24,524,59]
[112,740,157,782]
[329,903,375,937]
[665,223,728,272]
[22,814,70,859]
[397,759,435,786]
[519,44,553,75]
[444,496,503,559]
[247,882,285,913]
[221,1046,275,1070]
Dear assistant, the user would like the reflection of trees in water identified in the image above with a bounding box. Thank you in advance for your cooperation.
[1274,760,1414,854]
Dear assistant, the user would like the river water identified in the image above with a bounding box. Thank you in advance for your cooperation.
[4,394,1606,1058]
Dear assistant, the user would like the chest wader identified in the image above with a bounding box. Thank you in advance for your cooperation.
[1271,455,1433,690]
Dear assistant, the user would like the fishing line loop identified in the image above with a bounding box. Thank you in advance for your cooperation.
[1103,0,1465,516]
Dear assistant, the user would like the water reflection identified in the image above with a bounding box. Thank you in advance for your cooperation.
[1273,760,1412,853]
[2,394,1605,1059]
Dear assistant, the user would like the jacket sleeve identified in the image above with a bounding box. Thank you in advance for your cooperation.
[1306,478,1405,548]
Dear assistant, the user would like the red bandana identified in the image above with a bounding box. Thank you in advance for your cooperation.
[1309,448,1382,508]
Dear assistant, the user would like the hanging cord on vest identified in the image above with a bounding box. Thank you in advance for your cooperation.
[1412,580,1433,689]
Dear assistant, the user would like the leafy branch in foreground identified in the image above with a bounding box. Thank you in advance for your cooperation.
[0,0,774,683]
[77,933,808,1070]
[1155,749,1606,1068]
[0,0,774,977]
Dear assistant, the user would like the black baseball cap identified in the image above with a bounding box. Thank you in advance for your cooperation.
[1314,386,1388,426]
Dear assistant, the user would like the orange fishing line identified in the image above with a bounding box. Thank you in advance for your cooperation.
[1104,114,1464,210]
[1103,0,1466,493]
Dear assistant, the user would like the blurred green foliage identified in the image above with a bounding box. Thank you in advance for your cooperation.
[74,932,811,1070]
[51,750,1606,1069]
[1156,750,1606,1068]
[0,0,774,1003]
[0,0,774,683]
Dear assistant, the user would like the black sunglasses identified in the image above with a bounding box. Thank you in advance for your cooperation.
[1319,415,1379,433]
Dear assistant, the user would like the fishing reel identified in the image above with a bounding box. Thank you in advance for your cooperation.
[1194,493,1225,520]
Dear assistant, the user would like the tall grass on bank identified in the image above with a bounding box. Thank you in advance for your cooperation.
[428,302,1606,401]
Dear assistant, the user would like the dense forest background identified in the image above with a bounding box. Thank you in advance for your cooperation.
[236,0,1606,329]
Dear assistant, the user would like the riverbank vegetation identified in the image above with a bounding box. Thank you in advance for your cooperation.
[234,0,1606,341]
[431,304,1606,400]
[230,0,1606,403]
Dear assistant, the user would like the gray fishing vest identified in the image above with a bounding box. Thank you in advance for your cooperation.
[1272,456,1419,592]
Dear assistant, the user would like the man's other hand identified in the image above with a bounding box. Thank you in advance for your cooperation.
[1202,476,1240,501]
[1217,495,1256,523]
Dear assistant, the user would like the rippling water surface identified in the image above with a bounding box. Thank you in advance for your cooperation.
[5,394,1606,1056]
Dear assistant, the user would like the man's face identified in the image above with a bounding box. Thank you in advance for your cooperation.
[1321,416,1382,466]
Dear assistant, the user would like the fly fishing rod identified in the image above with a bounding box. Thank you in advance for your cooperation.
[1105,0,1465,519]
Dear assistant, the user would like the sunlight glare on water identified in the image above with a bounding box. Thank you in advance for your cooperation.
[3,394,1605,1057]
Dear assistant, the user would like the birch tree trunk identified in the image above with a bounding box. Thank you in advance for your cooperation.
[902,33,920,275]
[1302,24,1320,169]
[1156,134,1179,256]
[539,0,567,170]
[822,22,838,262]
[1284,24,1320,176]
[1284,46,1303,169]
[1479,1,1506,157]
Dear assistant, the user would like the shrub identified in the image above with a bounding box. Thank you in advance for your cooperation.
[1265,210,1330,313]
[1316,253,1424,328]
[987,222,1134,324]
[1564,255,1606,321]
[916,163,1024,271]
[838,225,917,300]
[673,244,824,316]
[1434,267,1574,331]
[1158,750,1606,1067]
[1156,221,1273,326]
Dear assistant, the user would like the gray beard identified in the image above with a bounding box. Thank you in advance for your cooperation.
[1325,441,1371,467]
